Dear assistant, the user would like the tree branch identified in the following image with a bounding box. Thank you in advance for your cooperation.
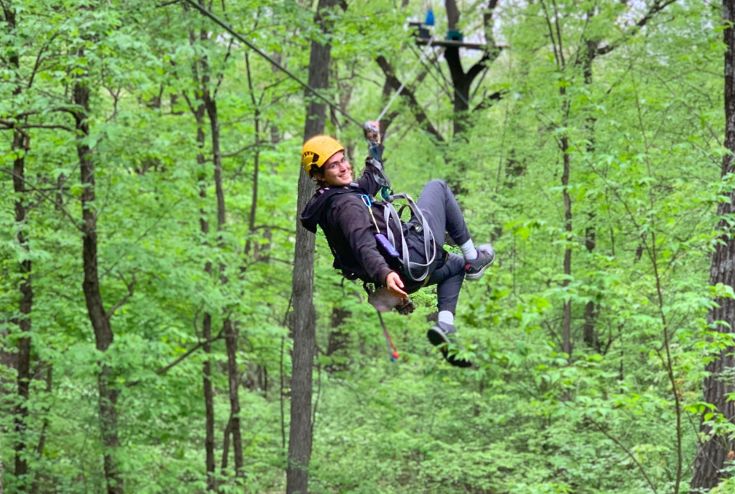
[472,89,505,113]
[0,166,81,230]
[222,142,270,158]
[0,120,75,133]
[27,31,60,89]
[595,0,677,57]
[126,329,226,387]
[375,56,445,143]
[466,56,490,86]
[588,420,659,493]
[105,273,137,321]
[214,37,235,98]
[156,329,224,376]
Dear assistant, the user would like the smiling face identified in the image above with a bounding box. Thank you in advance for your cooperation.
[322,151,353,187]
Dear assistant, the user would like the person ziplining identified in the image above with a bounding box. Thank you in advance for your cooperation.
[299,125,495,367]
[178,0,496,366]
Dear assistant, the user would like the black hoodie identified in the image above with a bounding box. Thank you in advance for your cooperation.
[300,162,409,285]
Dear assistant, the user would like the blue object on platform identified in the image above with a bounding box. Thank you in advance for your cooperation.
[425,8,435,26]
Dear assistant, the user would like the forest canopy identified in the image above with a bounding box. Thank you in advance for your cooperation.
[1,0,733,493]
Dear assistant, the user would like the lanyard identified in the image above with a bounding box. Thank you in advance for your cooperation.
[360,194,381,233]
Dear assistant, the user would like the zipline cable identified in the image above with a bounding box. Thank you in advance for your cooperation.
[375,37,438,123]
[180,0,363,128]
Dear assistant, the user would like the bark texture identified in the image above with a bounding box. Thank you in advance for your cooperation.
[73,71,123,494]
[690,0,735,489]
[6,2,34,486]
[193,81,217,493]
[286,0,338,491]
[187,18,219,487]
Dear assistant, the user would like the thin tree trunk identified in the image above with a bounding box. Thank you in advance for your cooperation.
[582,29,600,352]
[287,0,338,491]
[195,101,216,492]
[188,20,217,488]
[73,68,123,494]
[5,4,34,488]
[202,59,245,480]
[197,126,217,490]
[244,52,260,258]
[690,0,735,488]
[12,118,33,494]
[540,0,573,358]
[582,222,598,351]
[222,319,244,478]
[201,312,216,491]
[220,419,231,474]
[30,366,52,494]
[561,129,573,358]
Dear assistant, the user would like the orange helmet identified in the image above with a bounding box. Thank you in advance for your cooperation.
[301,135,344,173]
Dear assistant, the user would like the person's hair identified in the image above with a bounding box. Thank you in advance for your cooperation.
[309,165,326,185]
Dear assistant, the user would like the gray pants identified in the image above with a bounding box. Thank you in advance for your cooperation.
[414,180,471,314]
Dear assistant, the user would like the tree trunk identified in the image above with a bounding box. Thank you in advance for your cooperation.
[541,0,573,358]
[12,120,32,492]
[6,3,34,487]
[582,222,598,351]
[287,0,338,491]
[201,312,216,491]
[244,52,261,258]
[690,0,735,488]
[223,319,245,478]
[194,96,217,492]
[561,129,573,358]
[581,25,600,352]
[30,366,52,494]
[73,70,123,494]
[188,20,217,488]
[201,45,245,480]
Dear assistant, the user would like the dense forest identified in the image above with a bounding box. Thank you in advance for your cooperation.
[2,0,735,492]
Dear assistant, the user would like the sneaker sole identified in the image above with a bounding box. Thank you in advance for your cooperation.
[426,327,450,347]
[445,352,473,368]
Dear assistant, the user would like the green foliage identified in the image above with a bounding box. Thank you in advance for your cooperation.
[0,0,729,492]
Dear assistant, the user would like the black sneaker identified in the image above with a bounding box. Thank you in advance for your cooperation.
[464,244,495,281]
[426,322,473,368]
[426,321,456,347]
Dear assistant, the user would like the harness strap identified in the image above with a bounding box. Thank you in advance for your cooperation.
[362,121,436,283]
[382,194,437,283]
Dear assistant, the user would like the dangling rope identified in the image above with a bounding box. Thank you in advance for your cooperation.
[376,311,399,362]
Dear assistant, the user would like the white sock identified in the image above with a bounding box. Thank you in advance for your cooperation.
[460,239,478,260]
[438,310,454,326]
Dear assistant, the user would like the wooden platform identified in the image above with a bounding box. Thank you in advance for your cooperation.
[415,37,487,51]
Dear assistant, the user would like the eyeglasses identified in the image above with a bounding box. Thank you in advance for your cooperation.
[325,155,349,169]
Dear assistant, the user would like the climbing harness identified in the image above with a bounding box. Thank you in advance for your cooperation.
[382,193,437,283]
[360,194,402,263]
[359,122,436,362]
[361,122,437,284]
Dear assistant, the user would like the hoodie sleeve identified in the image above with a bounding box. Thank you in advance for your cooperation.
[331,196,393,285]
[355,158,389,197]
